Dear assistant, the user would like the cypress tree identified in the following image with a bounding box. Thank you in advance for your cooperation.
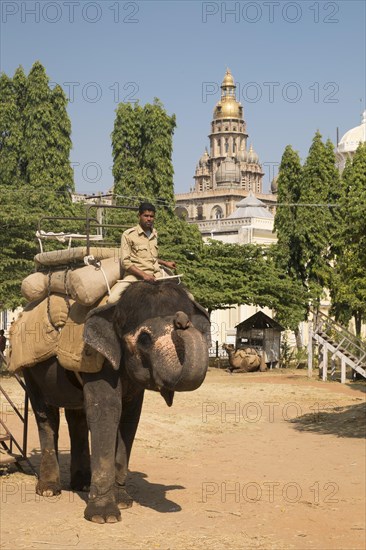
[50,84,74,196]
[0,74,22,185]
[141,99,176,205]
[296,131,338,305]
[110,99,177,240]
[112,101,147,202]
[13,66,28,183]
[273,145,303,279]
[331,143,366,335]
[0,62,76,309]
[24,61,54,186]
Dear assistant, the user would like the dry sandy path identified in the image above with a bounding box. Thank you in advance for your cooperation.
[1,369,365,550]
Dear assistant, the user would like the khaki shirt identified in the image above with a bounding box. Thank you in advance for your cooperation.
[121,225,160,276]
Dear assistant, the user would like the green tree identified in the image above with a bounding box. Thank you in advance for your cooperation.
[296,131,339,306]
[13,66,28,183]
[330,143,366,336]
[160,235,306,328]
[24,61,74,198]
[273,145,303,280]
[112,102,147,202]
[273,145,307,345]
[0,73,22,185]
[141,99,176,205]
[110,99,176,241]
[0,62,76,309]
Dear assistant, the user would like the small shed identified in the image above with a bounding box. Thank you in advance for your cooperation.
[235,312,284,366]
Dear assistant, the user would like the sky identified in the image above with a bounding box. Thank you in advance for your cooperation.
[1,0,365,196]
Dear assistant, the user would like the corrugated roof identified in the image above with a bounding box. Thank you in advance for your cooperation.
[235,311,284,331]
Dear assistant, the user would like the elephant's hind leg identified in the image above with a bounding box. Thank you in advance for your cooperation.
[115,390,144,509]
[24,368,61,496]
[65,408,91,491]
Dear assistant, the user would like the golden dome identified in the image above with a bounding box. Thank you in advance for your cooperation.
[222,68,235,87]
[213,69,243,120]
[214,98,242,119]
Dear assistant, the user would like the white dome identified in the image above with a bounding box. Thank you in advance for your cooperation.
[215,157,240,185]
[338,111,366,153]
[271,174,279,194]
[247,145,259,164]
[237,145,249,162]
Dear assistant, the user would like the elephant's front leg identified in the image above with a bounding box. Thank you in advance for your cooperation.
[82,367,122,523]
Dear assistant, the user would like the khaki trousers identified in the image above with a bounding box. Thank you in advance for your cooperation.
[107,272,163,304]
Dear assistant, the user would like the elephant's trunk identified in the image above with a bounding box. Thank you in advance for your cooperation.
[149,321,208,391]
[171,322,208,391]
[123,312,209,394]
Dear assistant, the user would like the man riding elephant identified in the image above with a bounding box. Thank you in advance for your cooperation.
[108,202,177,303]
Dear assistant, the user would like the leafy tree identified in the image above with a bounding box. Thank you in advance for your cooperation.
[13,66,28,183]
[112,102,147,202]
[110,99,176,229]
[0,62,76,309]
[273,145,307,345]
[160,234,306,329]
[273,145,303,279]
[330,143,366,336]
[112,99,176,207]
[295,131,339,306]
[0,73,23,185]
[141,99,176,205]
[24,61,74,197]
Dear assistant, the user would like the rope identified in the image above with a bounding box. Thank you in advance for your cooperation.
[83,255,111,295]
[63,267,71,314]
[46,271,58,331]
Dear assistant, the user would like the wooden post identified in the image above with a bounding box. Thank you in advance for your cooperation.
[322,345,328,381]
[341,357,346,384]
[308,321,313,379]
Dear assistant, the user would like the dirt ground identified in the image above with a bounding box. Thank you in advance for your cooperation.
[0,368,365,550]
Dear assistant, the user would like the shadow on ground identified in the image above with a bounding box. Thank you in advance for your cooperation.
[289,401,366,439]
[0,455,184,514]
[128,471,184,512]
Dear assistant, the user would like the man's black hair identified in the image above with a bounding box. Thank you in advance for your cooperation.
[138,202,156,214]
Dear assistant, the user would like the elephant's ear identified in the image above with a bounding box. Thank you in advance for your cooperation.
[84,303,121,370]
[191,301,212,347]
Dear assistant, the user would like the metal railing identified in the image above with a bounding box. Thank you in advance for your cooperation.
[313,310,366,368]
[0,373,37,475]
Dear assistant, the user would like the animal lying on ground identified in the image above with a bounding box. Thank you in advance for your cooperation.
[222,343,266,373]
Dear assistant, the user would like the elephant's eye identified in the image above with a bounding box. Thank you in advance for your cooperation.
[138,331,152,349]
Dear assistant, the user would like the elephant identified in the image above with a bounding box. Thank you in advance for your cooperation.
[222,343,265,373]
[21,280,210,523]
